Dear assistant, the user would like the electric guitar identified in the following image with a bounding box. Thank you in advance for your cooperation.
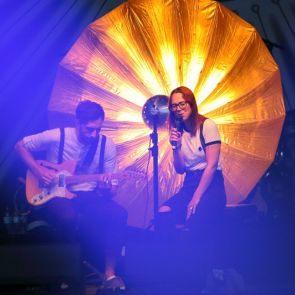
[26,160,142,206]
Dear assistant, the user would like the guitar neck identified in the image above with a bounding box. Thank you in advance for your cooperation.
[65,174,101,185]
[64,173,120,185]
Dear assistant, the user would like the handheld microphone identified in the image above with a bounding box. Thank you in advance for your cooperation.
[171,117,183,148]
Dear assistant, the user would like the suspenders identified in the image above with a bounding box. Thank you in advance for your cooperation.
[98,135,106,174]
[58,128,106,172]
[58,128,65,164]
[200,121,206,153]
[198,115,207,153]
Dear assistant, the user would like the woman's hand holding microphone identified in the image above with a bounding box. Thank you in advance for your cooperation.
[170,127,182,150]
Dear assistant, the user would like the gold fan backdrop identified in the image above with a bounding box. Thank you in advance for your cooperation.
[49,0,285,228]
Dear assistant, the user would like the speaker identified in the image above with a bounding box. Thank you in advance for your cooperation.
[0,242,81,285]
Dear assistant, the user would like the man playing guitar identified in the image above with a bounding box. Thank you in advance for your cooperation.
[15,100,127,290]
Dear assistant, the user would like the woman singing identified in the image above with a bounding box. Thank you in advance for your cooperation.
[159,86,226,237]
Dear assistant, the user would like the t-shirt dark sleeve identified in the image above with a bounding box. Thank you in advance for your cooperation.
[203,119,221,146]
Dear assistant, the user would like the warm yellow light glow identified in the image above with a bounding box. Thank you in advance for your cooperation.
[115,129,149,143]
[199,92,235,114]
[104,20,165,97]
[115,111,143,123]
[116,85,147,106]
[49,0,285,228]
[136,66,164,95]
[197,68,227,104]
[160,46,178,90]
[184,55,203,90]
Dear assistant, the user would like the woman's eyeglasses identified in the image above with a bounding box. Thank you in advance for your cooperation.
[170,101,187,111]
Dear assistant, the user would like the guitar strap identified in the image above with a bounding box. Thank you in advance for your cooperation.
[198,115,207,153]
[58,128,65,164]
[98,135,106,173]
[58,128,106,172]
[200,121,206,154]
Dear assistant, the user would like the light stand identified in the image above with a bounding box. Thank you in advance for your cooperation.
[150,115,159,219]
[142,95,169,223]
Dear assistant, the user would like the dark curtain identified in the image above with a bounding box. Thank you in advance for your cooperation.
[0,0,124,209]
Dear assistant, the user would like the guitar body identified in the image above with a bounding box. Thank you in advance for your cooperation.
[26,160,143,206]
[26,160,77,206]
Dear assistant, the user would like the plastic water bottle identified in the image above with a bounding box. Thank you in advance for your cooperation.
[111,178,119,187]
[3,207,13,234]
[12,210,22,234]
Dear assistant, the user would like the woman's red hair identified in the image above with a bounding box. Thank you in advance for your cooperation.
[169,86,206,135]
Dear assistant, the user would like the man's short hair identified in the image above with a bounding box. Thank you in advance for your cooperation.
[75,100,105,123]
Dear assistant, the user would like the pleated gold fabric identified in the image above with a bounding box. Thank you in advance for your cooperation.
[49,0,285,227]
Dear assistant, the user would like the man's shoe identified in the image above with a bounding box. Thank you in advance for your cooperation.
[103,276,126,291]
